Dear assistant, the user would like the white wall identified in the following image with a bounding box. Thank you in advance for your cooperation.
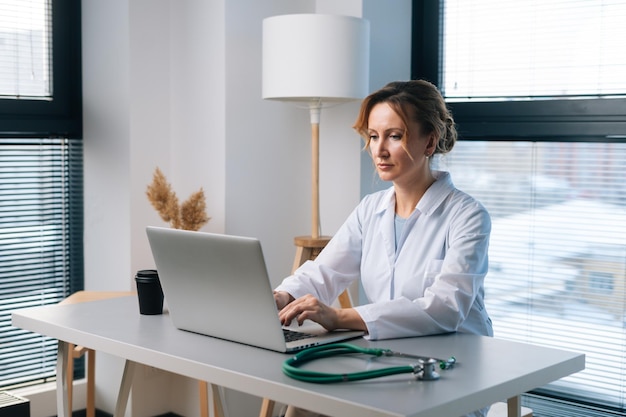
[62,0,412,416]
[361,0,413,196]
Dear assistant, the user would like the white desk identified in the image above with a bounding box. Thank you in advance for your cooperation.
[12,296,584,417]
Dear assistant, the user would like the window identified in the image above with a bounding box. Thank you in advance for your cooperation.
[0,0,82,136]
[0,0,82,389]
[434,141,626,415]
[442,0,626,101]
[414,1,626,416]
[0,0,52,99]
[588,272,614,295]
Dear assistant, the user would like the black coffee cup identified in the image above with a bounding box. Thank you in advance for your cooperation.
[135,269,164,315]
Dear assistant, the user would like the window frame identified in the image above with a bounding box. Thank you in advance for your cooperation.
[411,0,626,413]
[0,0,82,138]
[0,0,83,389]
[411,0,626,142]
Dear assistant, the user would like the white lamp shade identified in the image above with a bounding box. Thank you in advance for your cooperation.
[262,14,370,103]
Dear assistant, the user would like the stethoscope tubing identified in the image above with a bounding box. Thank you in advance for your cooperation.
[282,343,449,383]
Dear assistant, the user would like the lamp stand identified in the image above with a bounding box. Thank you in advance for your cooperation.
[309,103,321,239]
[291,102,333,275]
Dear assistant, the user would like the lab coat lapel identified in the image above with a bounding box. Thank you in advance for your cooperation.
[376,190,398,269]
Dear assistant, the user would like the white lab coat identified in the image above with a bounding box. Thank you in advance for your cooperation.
[275,170,493,340]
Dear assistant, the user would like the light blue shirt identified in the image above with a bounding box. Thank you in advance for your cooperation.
[276,171,493,340]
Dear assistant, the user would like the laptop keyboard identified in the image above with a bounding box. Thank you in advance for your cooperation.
[283,328,316,342]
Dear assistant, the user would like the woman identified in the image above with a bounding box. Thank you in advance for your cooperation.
[274,80,492,417]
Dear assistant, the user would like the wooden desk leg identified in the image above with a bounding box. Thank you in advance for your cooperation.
[56,341,70,417]
[200,381,225,417]
[211,384,225,417]
[507,395,522,417]
[200,381,209,417]
[66,344,74,414]
[113,360,136,417]
[259,398,275,417]
[86,350,96,417]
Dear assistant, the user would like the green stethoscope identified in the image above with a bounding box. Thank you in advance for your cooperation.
[283,343,456,383]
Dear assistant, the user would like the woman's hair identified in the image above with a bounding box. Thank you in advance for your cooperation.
[353,80,457,156]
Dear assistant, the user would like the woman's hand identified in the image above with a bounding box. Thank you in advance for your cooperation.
[278,294,368,333]
[278,294,337,329]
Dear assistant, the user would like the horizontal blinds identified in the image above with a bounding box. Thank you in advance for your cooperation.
[0,0,52,99]
[0,137,83,388]
[434,141,626,409]
[523,392,626,417]
[442,0,626,100]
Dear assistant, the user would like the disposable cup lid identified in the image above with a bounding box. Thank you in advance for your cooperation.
[135,269,159,282]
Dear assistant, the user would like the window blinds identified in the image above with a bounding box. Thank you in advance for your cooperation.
[434,141,626,410]
[437,1,626,411]
[442,0,626,100]
[0,0,52,99]
[0,138,83,388]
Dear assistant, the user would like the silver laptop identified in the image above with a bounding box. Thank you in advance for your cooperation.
[146,226,364,352]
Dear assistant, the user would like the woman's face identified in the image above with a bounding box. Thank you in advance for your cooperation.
[367,102,433,185]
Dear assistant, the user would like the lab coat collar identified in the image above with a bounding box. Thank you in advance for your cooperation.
[374,171,456,217]
[374,187,396,215]
[416,171,456,216]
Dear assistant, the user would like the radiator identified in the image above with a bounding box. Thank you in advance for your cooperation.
[0,391,30,417]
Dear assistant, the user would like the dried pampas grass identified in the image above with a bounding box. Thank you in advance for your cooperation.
[146,167,210,231]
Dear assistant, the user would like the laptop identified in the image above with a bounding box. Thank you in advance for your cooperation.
[145,226,364,352]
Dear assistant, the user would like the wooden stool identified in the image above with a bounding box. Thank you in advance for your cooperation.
[291,236,352,309]
[291,236,330,273]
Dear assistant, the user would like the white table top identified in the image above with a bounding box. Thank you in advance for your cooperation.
[12,296,584,417]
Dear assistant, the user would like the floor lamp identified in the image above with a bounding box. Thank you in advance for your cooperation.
[262,13,369,271]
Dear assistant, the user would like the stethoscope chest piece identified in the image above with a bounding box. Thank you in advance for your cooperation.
[416,358,440,381]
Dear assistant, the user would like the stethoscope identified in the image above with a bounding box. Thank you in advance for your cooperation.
[283,343,456,383]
